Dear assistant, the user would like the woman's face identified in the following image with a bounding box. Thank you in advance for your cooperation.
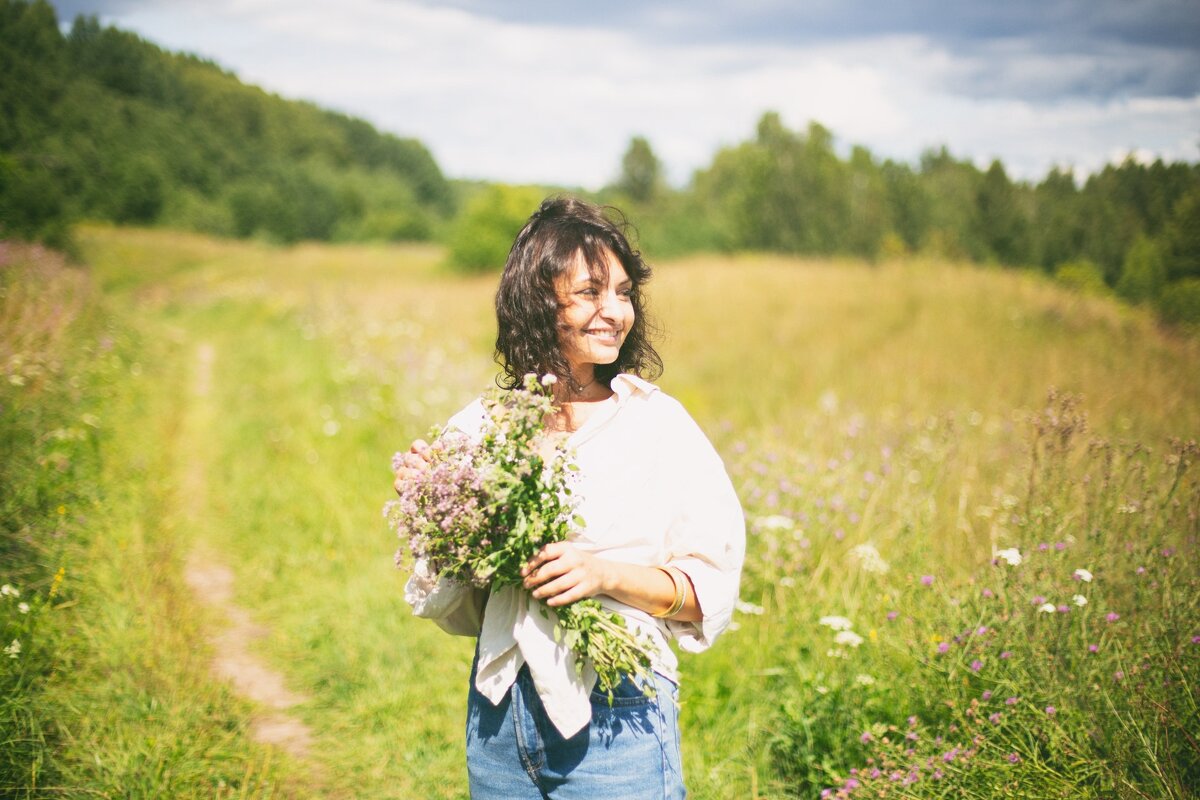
[555,249,634,376]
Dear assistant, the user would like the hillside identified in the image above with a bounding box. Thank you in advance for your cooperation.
[0,0,453,246]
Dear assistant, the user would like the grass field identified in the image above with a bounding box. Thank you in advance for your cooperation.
[2,225,1198,798]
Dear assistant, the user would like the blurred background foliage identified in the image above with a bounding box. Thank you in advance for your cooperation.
[2,0,1199,328]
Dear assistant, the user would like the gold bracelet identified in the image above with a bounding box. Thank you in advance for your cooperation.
[651,566,687,619]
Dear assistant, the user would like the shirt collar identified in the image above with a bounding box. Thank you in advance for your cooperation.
[610,373,658,401]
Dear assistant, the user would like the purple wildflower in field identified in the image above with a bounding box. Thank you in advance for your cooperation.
[1000,650,1012,659]
[1089,644,1099,653]
[906,731,918,741]
[970,659,983,671]
[908,715,918,727]
[1055,541,1067,550]
[1192,636,1200,644]
[1136,566,1146,575]
[1045,706,1056,716]
[1006,696,1019,705]
[1038,543,1049,551]
[860,731,872,743]
[1115,670,1125,681]
[1162,547,1175,557]
[1032,594,1046,605]
[932,769,944,780]
[937,642,950,654]
[982,588,994,598]
[989,712,1002,724]
[1008,752,1021,764]
[886,610,899,621]
[1106,612,1121,622]
[1057,604,1071,613]
[982,690,992,700]
[921,574,934,585]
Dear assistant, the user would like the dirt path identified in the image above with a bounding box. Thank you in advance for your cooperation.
[180,341,314,759]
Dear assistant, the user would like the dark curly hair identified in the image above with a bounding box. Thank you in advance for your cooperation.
[494,195,662,391]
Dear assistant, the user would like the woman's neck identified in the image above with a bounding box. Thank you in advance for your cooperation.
[555,368,608,403]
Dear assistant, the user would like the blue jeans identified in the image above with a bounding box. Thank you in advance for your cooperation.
[465,655,686,799]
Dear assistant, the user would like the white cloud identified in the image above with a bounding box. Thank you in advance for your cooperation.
[106,0,1200,187]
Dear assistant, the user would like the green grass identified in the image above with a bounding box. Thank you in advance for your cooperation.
[2,226,1198,798]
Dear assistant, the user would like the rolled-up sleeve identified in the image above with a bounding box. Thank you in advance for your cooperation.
[404,557,487,637]
[660,403,745,653]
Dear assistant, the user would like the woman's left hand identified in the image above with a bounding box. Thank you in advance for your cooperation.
[521,542,610,607]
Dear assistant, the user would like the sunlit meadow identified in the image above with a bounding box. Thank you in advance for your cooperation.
[2,226,1198,798]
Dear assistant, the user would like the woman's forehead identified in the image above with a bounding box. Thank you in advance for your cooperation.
[562,248,628,285]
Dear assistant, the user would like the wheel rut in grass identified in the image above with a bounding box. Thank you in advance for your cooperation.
[181,341,314,759]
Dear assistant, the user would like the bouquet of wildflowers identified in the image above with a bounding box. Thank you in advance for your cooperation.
[386,373,656,696]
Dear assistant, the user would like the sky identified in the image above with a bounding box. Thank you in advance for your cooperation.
[53,0,1200,189]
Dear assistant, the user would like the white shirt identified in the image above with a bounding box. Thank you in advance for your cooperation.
[403,373,745,737]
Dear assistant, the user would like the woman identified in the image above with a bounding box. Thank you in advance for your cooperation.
[395,196,744,798]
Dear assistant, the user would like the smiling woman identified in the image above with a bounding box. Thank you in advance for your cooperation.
[393,196,745,798]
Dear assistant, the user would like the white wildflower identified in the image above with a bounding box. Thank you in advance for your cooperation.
[4,639,19,659]
[855,673,876,686]
[755,515,795,531]
[736,600,765,615]
[1072,594,1088,607]
[826,648,847,659]
[849,543,890,574]
[819,615,854,632]
[835,630,865,648]
[995,547,1023,566]
[779,576,796,587]
[1038,603,1057,614]
[540,374,557,386]
[0,584,18,598]
[17,602,29,614]
[1073,568,1093,582]
[815,685,830,694]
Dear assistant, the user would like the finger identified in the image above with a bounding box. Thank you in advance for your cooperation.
[521,543,561,577]
[523,557,569,588]
[531,572,580,602]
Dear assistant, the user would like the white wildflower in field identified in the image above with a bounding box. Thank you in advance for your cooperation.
[819,615,855,631]
[736,600,765,615]
[849,542,890,574]
[755,515,794,531]
[1073,594,1088,606]
[1074,568,1093,582]
[4,639,20,659]
[820,390,838,414]
[17,602,29,614]
[995,547,1023,566]
[835,630,865,648]
[1038,603,1057,613]
[540,373,557,386]
[855,673,876,686]
[1,584,19,598]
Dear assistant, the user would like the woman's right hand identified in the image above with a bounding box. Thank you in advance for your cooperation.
[393,438,433,493]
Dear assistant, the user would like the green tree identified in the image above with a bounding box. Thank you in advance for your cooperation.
[975,160,1031,264]
[1162,186,1200,282]
[1116,235,1167,303]
[447,184,547,272]
[615,136,662,204]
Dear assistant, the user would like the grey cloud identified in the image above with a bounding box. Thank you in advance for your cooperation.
[417,0,1200,99]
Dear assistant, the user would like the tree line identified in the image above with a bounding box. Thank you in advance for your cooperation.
[2,0,1197,325]
[591,114,1200,325]
[0,0,453,248]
